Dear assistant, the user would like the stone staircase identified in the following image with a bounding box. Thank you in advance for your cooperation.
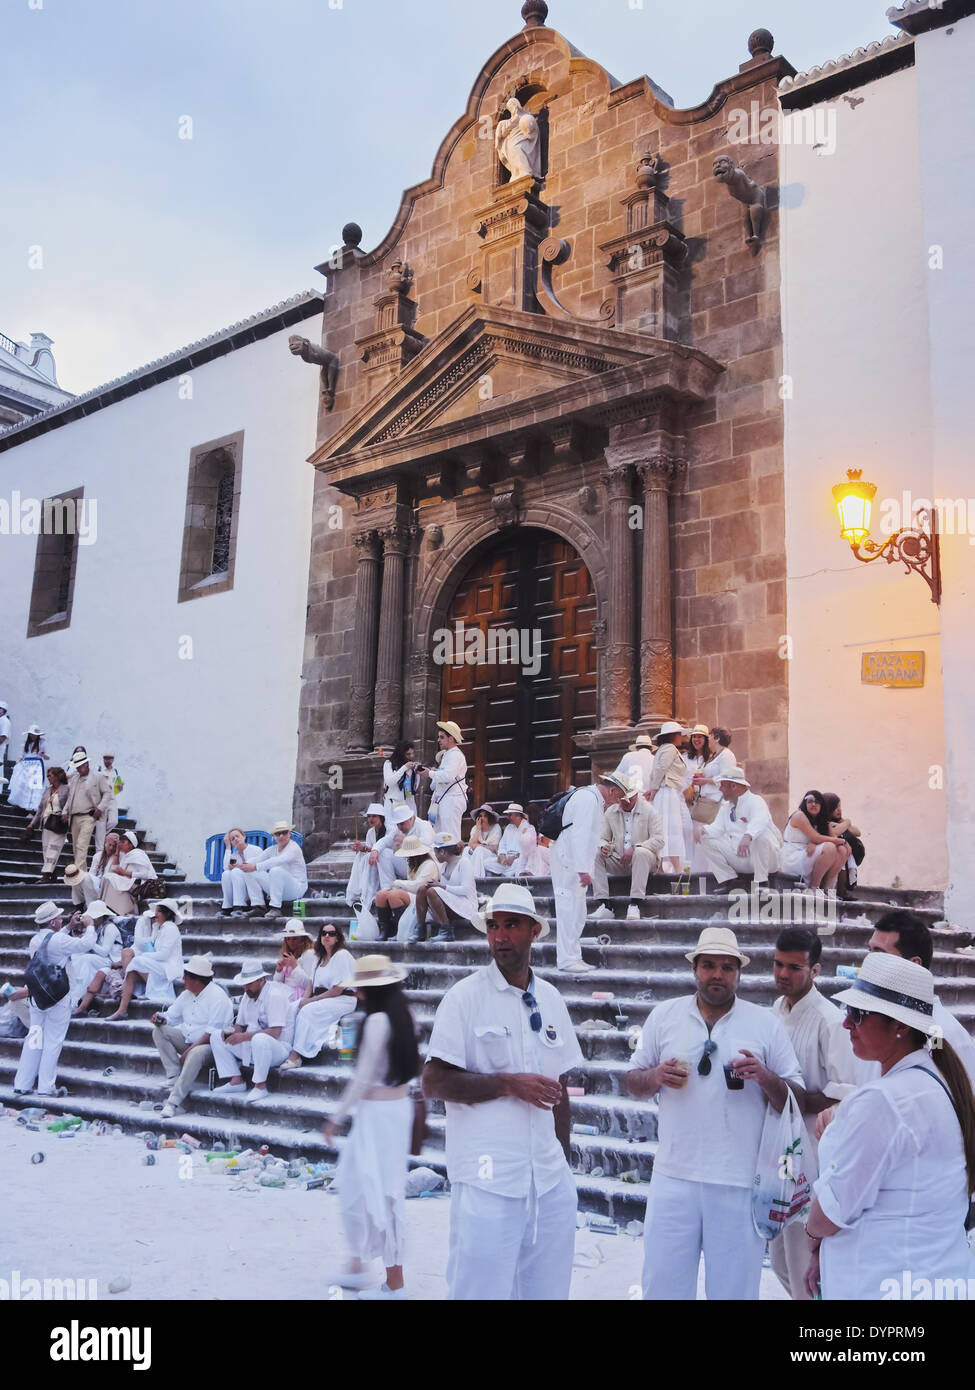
[0,796,969,1221]
[0,799,183,887]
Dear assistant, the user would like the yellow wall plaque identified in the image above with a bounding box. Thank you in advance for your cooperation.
[861,651,926,687]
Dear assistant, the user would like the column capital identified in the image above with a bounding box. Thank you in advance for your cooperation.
[378,523,411,555]
[352,528,381,558]
[601,464,633,501]
[636,453,682,490]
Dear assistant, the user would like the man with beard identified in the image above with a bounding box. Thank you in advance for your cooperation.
[628,926,805,1299]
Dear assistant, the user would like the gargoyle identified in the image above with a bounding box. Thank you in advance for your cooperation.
[712,155,768,253]
[289,335,340,410]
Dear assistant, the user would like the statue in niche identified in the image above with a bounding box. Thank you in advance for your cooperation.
[289,335,340,410]
[496,93,541,181]
[712,154,768,253]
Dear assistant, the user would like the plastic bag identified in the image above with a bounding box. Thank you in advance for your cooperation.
[752,1087,812,1240]
[352,900,380,943]
[396,901,419,944]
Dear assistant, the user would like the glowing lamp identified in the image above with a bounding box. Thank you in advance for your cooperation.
[832,470,876,543]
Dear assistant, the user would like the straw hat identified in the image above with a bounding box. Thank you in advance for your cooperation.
[392,804,415,826]
[232,963,268,986]
[835,953,938,1035]
[503,803,525,817]
[629,734,656,750]
[341,954,407,988]
[685,926,750,967]
[365,803,385,818]
[270,820,294,835]
[399,834,435,860]
[477,883,550,939]
[62,864,84,885]
[658,721,687,739]
[279,919,314,941]
[436,720,464,745]
[33,901,62,925]
[184,955,215,978]
[599,772,630,794]
[70,750,90,769]
[690,724,710,737]
[719,766,750,788]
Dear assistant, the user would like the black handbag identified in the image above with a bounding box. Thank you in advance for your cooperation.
[46,813,69,835]
[24,931,71,1010]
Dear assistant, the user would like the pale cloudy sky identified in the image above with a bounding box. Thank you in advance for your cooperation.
[3,0,895,394]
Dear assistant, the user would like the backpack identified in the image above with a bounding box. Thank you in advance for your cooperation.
[24,931,71,1010]
[538,790,575,842]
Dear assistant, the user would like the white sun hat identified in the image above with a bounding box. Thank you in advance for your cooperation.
[340,954,408,988]
[232,963,268,986]
[720,766,751,788]
[279,920,315,940]
[477,883,550,939]
[834,952,938,1034]
[503,803,526,816]
[392,804,415,826]
[365,803,386,817]
[685,926,750,967]
[658,721,687,739]
[184,955,215,978]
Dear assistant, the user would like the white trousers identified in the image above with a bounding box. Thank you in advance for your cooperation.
[701,831,780,886]
[253,866,304,908]
[641,1173,765,1300]
[14,995,72,1095]
[770,1218,815,1301]
[292,995,355,1058]
[221,867,263,908]
[377,849,410,892]
[550,850,588,970]
[447,1168,577,1301]
[210,1031,289,1084]
[430,792,465,845]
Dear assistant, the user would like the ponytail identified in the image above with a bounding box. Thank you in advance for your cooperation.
[931,1038,975,1192]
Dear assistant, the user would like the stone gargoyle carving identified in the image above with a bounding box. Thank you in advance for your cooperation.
[712,155,768,254]
[496,94,541,182]
[289,335,340,410]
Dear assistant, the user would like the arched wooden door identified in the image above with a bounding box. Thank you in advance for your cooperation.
[440,529,597,810]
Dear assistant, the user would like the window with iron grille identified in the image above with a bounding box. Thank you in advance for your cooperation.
[27,486,83,638]
[177,430,243,602]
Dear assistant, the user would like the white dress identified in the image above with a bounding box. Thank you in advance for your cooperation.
[345,826,380,909]
[434,852,479,922]
[291,949,357,1059]
[780,820,815,880]
[650,746,687,864]
[8,749,47,811]
[466,823,502,876]
[699,747,736,801]
[382,761,417,823]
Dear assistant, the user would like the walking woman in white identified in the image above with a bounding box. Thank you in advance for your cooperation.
[27,766,70,883]
[345,804,385,910]
[428,721,468,843]
[108,898,187,1019]
[466,805,502,875]
[416,831,479,943]
[69,901,122,1010]
[806,953,975,1300]
[219,828,263,917]
[240,821,308,919]
[648,722,688,874]
[14,902,95,1097]
[273,921,318,1002]
[381,740,419,823]
[281,923,357,1069]
[779,791,848,893]
[99,828,154,915]
[325,954,420,1300]
[8,725,48,812]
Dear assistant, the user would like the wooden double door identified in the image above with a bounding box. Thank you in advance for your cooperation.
[439,529,597,810]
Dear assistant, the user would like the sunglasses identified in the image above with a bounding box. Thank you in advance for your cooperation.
[274,831,290,837]
[844,1006,875,1026]
[522,988,542,1033]
[698,1039,718,1076]
[321,930,338,938]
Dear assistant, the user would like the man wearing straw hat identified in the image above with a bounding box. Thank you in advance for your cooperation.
[208,963,294,1104]
[699,766,782,893]
[615,732,656,794]
[590,773,665,922]
[238,821,308,919]
[428,721,468,844]
[550,772,628,973]
[62,749,113,870]
[424,884,584,1300]
[373,803,435,894]
[151,956,234,1118]
[628,925,805,1299]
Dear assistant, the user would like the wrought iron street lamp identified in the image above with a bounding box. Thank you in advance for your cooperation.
[832,469,941,605]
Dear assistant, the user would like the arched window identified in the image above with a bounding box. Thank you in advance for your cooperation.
[177,430,243,602]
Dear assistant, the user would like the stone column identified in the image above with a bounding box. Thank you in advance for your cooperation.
[346,530,382,752]
[602,465,636,726]
[638,455,677,722]
[373,524,410,745]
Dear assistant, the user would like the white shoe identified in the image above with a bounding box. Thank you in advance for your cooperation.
[358,1284,407,1300]
[626,904,642,921]
[245,1087,269,1104]
[211,1081,247,1095]
[588,904,614,922]
[160,1103,183,1119]
[326,1269,375,1290]
[561,961,596,974]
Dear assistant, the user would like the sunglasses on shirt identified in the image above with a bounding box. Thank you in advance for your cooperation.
[522,989,542,1033]
[698,1039,718,1076]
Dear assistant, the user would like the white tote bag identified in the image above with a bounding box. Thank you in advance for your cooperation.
[351,900,380,943]
[752,1087,813,1240]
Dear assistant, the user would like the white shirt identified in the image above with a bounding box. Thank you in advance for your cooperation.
[83,920,123,967]
[429,746,467,801]
[631,993,803,1187]
[553,785,604,877]
[854,996,975,1091]
[256,839,308,894]
[772,985,858,1160]
[312,949,356,992]
[700,747,736,801]
[234,980,295,1049]
[815,1051,975,1300]
[28,923,96,963]
[376,817,435,854]
[703,790,777,843]
[497,824,522,861]
[133,916,183,979]
[427,960,584,1198]
[222,843,262,872]
[615,747,654,793]
[164,980,233,1045]
[0,714,10,749]
[437,853,478,917]
[334,1012,412,1122]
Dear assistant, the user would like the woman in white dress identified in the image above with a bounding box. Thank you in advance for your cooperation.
[100,828,155,915]
[27,766,70,882]
[681,724,711,875]
[806,953,975,1300]
[220,828,263,917]
[8,725,49,813]
[108,897,187,1018]
[466,805,502,876]
[695,727,736,803]
[648,722,688,874]
[280,923,357,1068]
[516,803,550,877]
[70,902,123,1012]
[779,791,848,892]
[428,721,468,843]
[273,921,318,1003]
[381,740,419,824]
[345,804,385,910]
[373,836,441,942]
[324,954,420,1300]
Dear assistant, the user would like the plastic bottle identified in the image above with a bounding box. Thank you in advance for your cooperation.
[348,916,358,942]
[47,1116,82,1132]
[292,899,307,919]
[340,1015,360,1062]
[572,1123,599,1136]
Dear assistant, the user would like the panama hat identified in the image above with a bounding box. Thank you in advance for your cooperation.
[690,724,710,737]
[365,803,385,817]
[184,955,215,978]
[270,820,294,835]
[658,721,687,739]
[436,720,464,745]
[392,804,415,826]
[341,954,407,988]
[279,919,314,940]
[25,724,43,737]
[118,828,139,846]
[70,750,90,768]
[685,926,750,967]
[232,963,268,986]
[599,771,630,794]
[719,766,750,788]
[399,834,435,860]
[835,953,938,1034]
[629,734,656,749]
[477,883,550,939]
[63,864,84,884]
[502,803,525,816]
[33,901,62,925]
[84,901,115,922]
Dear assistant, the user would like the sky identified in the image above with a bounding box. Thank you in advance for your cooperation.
[2,0,900,395]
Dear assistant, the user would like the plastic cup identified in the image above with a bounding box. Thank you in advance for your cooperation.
[672,1060,691,1088]
[723,1063,745,1091]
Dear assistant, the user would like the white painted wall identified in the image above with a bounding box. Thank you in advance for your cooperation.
[913,15,975,920]
[780,63,948,891]
[0,322,320,878]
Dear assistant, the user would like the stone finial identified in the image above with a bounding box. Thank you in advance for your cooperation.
[635,151,660,190]
[342,222,363,249]
[748,28,774,59]
[522,0,548,28]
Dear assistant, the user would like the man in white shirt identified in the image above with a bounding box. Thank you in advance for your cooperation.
[628,926,805,1300]
[209,964,294,1103]
[614,733,656,793]
[14,902,96,1096]
[428,720,468,844]
[240,821,308,919]
[551,773,628,973]
[153,956,235,1118]
[373,803,435,893]
[700,767,782,892]
[591,776,666,921]
[423,884,584,1300]
[769,926,857,1300]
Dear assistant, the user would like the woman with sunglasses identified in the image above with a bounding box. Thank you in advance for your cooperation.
[805,952,975,1299]
[272,922,318,1003]
[279,923,356,1070]
[780,790,848,894]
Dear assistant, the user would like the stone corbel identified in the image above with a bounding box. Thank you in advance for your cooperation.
[536,236,571,318]
[288,336,339,411]
[491,478,522,529]
[712,155,770,254]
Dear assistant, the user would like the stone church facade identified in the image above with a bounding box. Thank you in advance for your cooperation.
[294,2,795,858]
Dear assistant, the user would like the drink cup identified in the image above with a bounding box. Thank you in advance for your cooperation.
[723,1063,745,1091]
[672,1060,691,1088]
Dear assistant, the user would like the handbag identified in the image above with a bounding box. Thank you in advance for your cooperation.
[46,813,70,835]
[690,796,720,825]
[752,1087,812,1239]
[24,931,71,1010]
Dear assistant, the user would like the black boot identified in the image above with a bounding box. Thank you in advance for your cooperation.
[375,904,396,940]
[390,904,407,940]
